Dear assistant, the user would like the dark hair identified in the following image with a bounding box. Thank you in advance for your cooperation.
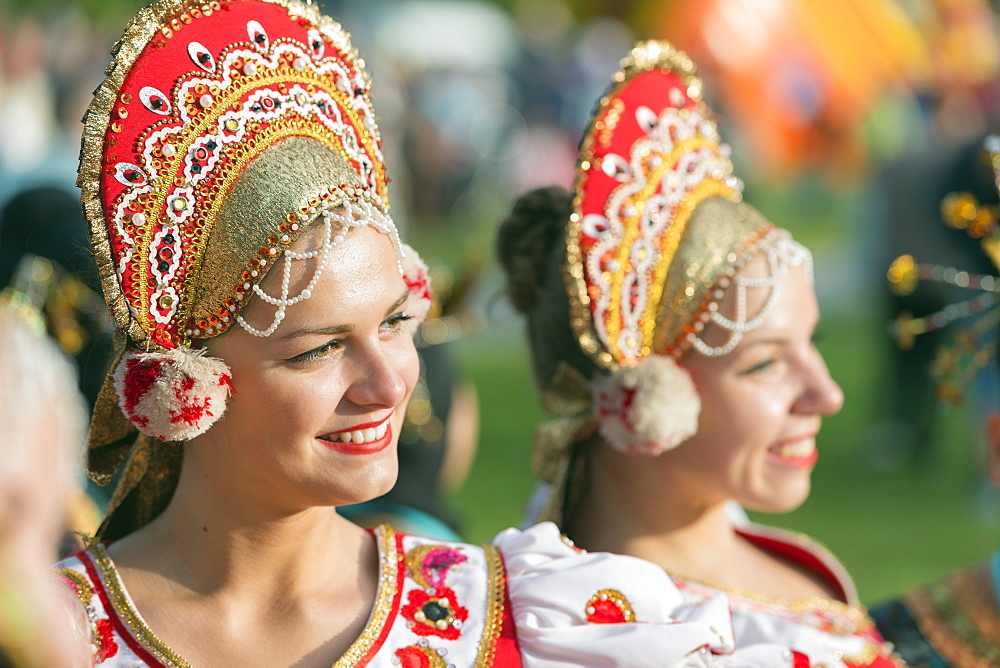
[496,186,600,388]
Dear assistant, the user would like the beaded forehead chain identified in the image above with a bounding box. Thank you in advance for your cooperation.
[888,135,1000,406]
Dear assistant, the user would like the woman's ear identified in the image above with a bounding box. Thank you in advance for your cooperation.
[985,412,1000,487]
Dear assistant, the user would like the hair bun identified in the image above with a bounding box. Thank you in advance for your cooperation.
[496,186,573,313]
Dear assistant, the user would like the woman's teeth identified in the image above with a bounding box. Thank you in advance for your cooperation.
[330,420,389,444]
[771,439,814,458]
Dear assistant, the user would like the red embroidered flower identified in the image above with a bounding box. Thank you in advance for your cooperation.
[401,586,468,640]
[95,618,119,662]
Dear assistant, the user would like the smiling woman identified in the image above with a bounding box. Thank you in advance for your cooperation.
[51,1,524,665]
[494,41,900,667]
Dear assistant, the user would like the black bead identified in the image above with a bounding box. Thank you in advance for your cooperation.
[152,99,165,110]
[158,261,170,272]
[124,171,140,182]
[421,601,448,622]
[198,52,211,64]
[191,164,202,173]
[206,140,217,151]
[163,234,175,244]
[251,104,262,112]
[254,33,266,44]
[312,40,321,50]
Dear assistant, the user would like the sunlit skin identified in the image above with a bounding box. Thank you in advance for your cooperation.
[105,224,420,668]
[569,255,846,601]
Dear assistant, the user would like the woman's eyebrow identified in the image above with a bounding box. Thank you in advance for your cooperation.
[279,323,353,340]
[384,288,411,317]
[279,288,412,340]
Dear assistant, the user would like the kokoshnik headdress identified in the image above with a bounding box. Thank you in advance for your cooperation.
[533,41,812,510]
[888,135,1000,405]
[82,0,431,535]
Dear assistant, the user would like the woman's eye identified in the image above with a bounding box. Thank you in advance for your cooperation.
[740,358,776,375]
[287,340,341,363]
[380,312,413,334]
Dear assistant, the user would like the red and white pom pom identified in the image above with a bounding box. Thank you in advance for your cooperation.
[591,355,701,455]
[400,242,433,332]
[112,347,234,441]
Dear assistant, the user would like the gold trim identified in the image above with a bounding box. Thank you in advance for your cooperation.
[92,543,192,667]
[55,567,95,607]
[332,524,399,668]
[90,525,399,667]
[475,545,506,668]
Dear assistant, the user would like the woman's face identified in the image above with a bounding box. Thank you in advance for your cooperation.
[197,224,419,512]
[665,255,844,514]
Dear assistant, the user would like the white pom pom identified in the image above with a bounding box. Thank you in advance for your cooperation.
[591,355,700,455]
[112,348,234,441]
[400,242,433,331]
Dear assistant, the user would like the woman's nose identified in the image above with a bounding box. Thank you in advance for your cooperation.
[345,343,411,409]
[793,352,845,416]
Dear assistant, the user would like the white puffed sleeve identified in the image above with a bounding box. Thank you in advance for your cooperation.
[494,522,821,668]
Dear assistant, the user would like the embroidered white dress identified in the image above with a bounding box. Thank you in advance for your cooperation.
[54,525,522,667]
[496,523,803,667]
[495,522,901,668]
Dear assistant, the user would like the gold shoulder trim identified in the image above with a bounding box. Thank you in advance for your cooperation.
[92,543,192,667]
[332,524,399,668]
[55,567,95,608]
[475,544,507,668]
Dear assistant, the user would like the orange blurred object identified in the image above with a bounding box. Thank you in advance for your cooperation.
[653,0,934,178]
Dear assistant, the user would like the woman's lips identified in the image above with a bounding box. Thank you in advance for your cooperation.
[316,414,393,454]
[766,435,818,469]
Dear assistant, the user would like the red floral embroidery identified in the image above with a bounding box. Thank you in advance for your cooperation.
[95,618,119,662]
[401,586,469,640]
[394,645,447,668]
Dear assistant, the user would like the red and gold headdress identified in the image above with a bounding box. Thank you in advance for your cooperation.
[82,0,430,532]
[547,41,811,459]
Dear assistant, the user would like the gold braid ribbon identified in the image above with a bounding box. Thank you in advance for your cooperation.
[532,363,599,525]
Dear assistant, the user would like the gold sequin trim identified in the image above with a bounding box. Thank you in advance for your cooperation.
[55,567,94,607]
[404,543,443,590]
[332,524,399,668]
[475,545,506,668]
[91,543,192,667]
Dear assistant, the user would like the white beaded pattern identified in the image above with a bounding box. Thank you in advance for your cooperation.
[236,197,401,337]
[690,236,813,357]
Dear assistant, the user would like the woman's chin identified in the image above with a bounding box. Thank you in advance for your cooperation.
[742,483,811,515]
